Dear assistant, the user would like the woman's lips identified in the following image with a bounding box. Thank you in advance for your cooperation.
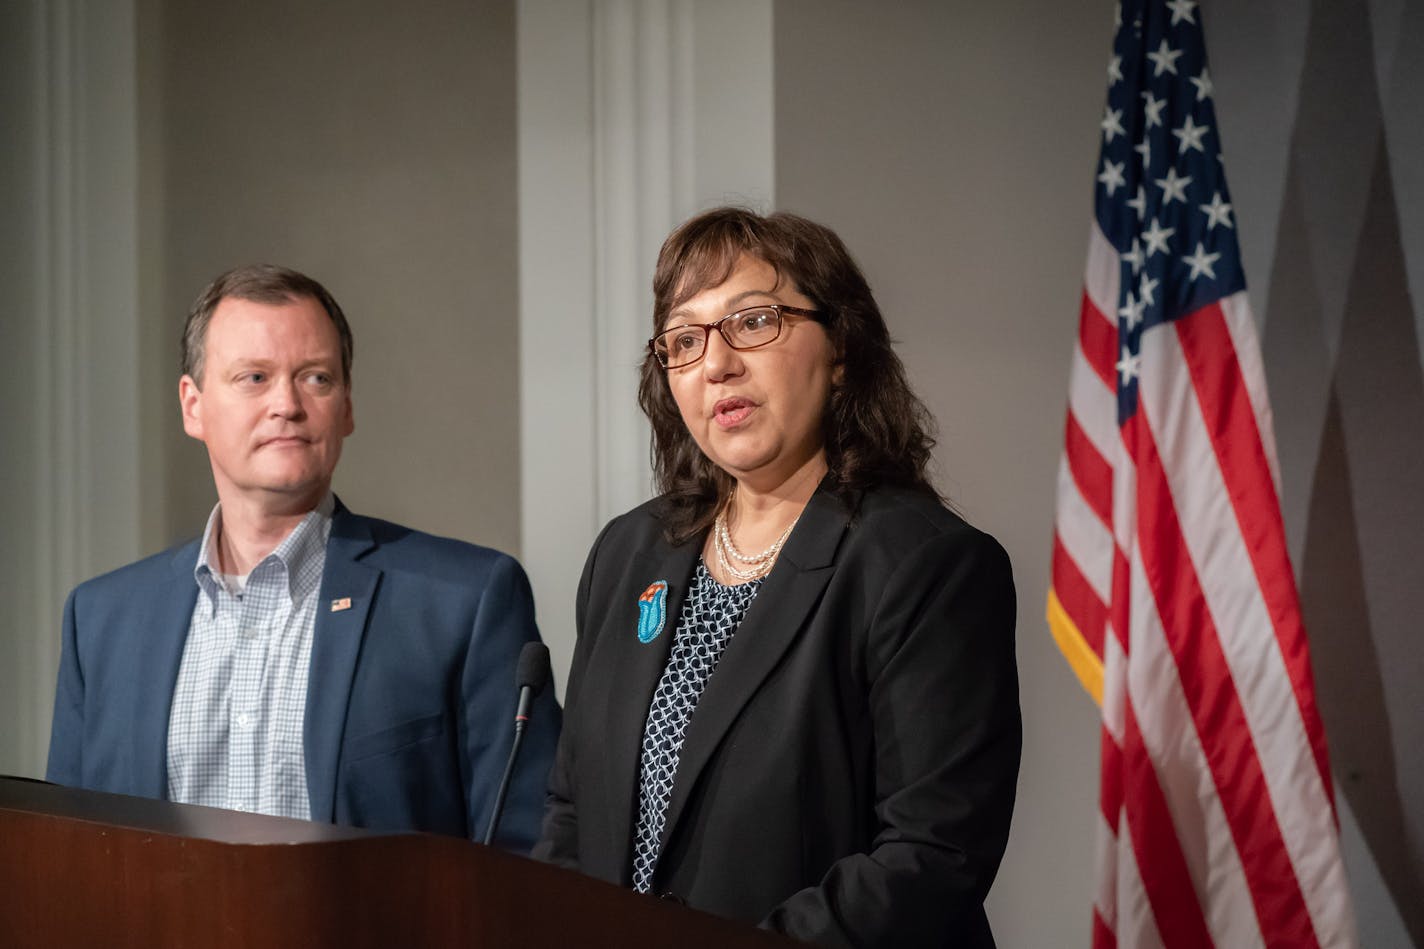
[713,398,756,429]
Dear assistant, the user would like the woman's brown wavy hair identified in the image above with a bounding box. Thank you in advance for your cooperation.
[638,207,940,544]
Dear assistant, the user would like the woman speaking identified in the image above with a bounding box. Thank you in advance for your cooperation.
[535,208,1021,947]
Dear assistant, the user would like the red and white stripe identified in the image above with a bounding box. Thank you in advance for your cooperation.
[1049,223,1357,948]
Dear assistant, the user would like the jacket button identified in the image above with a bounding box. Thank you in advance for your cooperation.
[658,892,686,906]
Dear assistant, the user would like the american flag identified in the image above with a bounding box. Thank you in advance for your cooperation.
[1048,1,1359,946]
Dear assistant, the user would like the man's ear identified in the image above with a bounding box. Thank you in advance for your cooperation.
[179,375,204,440]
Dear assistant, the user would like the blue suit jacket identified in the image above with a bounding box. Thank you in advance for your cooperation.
[45,504,560,852]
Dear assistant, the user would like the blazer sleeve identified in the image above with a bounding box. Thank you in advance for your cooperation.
[46,589,85,786]
[765,526,1022,945]
[531,518,614,869]
[462,552,562,852]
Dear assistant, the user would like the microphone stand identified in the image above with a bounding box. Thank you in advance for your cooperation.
[482,643,548,847]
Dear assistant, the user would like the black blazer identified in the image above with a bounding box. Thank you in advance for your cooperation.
[535,483,1020,947]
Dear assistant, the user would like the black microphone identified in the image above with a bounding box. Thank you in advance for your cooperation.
[482,641,551,847]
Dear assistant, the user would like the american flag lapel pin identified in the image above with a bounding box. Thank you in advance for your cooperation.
[330,597,352,612]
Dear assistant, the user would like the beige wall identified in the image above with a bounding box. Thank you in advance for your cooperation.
[517,1,776,690]
[0,0,44,776]
[0,0,521,779]
[1,0,146,780]
[775,0,1422,944]
[147,0,522,554]
[1229,0,1424,943]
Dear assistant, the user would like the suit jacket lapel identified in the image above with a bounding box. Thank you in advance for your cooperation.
[657,486,850,855]
[596,537,700,881]
[132,543,203,798]
[304,509,381,822]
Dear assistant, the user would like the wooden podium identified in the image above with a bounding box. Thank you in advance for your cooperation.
[0,776,792,948]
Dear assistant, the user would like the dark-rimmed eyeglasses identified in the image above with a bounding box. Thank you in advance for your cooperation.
[648,304,823,369]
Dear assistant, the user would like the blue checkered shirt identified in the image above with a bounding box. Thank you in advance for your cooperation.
[165,494,335,818]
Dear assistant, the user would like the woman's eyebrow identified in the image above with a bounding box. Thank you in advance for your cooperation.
[713,288,781,314]
[664,287,779,326]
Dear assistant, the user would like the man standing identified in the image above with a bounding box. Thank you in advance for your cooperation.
[46,264,557,851]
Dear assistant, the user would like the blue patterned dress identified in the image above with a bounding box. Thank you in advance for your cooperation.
[630,560,763,893]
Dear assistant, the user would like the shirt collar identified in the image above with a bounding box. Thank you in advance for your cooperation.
[193,493,336,606]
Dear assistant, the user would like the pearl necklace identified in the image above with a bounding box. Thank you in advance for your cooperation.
[712,506,800,582]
